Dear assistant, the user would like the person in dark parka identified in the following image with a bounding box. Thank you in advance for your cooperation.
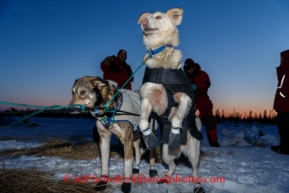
[272,49,289,155]
[184,58,220,147]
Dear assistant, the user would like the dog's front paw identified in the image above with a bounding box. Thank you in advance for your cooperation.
[132,165,139,174]
[168,128,180,149]
[132,168,139,174]
[194,182,205,193]
[149,169,157,177]
[149,165,157,177]
[121,182,131,193]
[143,131,159,150]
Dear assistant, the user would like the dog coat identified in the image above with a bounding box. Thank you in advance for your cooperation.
[142,67,203,143]
[101,93,136,133]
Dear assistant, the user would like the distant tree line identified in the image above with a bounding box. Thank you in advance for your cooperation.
[0,108,93,119]
[215,109,277,125]
[1,108,278,125]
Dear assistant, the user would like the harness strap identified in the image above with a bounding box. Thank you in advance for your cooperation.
[100,92,122,128]
[163,88,179,117]
[101,119,135,130]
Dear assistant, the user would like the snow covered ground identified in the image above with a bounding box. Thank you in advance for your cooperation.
[0,117,289,193]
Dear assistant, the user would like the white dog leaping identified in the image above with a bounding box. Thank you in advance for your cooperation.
[137,8,196,149]
[137,8,205,193]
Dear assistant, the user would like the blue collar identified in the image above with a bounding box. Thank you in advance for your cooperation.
[148,44,172,58]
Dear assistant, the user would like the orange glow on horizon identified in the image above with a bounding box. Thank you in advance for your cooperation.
[213,107,276,118]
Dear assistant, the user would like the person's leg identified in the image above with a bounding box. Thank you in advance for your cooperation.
[201,116,220,147]
[278,112,289,153]
[272,112,289,154]
[197,97,220,147]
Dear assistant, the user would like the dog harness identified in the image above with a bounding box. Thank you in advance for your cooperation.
[93,92,123,115]
[93,92,134,129]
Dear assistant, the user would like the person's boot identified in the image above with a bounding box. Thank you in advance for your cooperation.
[271,145,289,155]
[206,130,220,147]
[209,141,220,147]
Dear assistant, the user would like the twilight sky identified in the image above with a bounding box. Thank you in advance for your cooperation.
[1,0,289,116]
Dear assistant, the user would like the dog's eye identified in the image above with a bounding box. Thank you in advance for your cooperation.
[71,91,74,96]
[80,91,86,95]
[156,16,162,19]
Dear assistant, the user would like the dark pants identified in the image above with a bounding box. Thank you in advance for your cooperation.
[201,116,218,143]
[277,112,289,152]
[195,95,218,143]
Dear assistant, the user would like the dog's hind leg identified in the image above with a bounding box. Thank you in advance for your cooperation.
[157,144,178,184]
[187,136,200,179]
[139,98,159,149]
[149,119,159,177]
[162,144,178,177]
[132,139,141,174]
[149,149,158,177]
[168,93,192,149]
[186,134,205,193]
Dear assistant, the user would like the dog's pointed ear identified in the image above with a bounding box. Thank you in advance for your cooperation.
[166,8,183,26]
[137,12,149,24]
[90,78,108,89]
[73,78,80,87]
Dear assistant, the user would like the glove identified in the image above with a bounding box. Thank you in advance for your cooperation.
[191,84,197,91]
[102,56,114,65]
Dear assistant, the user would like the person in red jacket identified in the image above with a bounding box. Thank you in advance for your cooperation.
[272,49,289,155]
[101,49,134,90]
[184,58,220,147]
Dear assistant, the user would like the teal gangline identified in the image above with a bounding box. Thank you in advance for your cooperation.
[0,101,85,131]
